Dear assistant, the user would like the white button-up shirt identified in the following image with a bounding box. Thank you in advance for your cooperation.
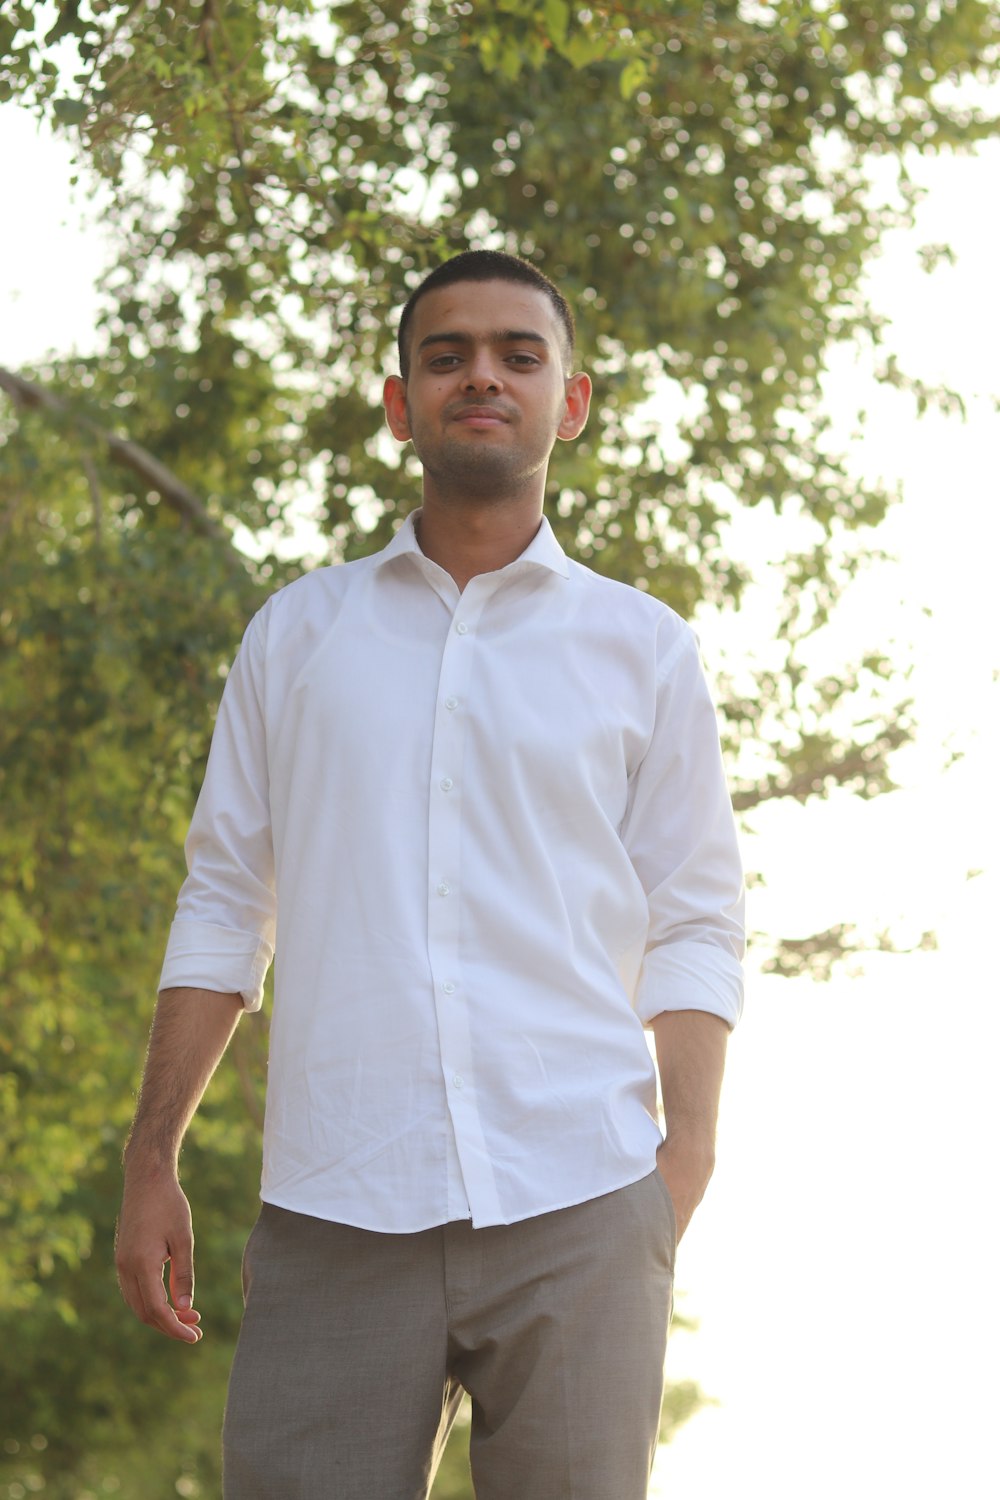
[160,512,744,1231]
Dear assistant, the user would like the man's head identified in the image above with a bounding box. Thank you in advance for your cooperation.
[383,254,590,509]
[396,250,576,382]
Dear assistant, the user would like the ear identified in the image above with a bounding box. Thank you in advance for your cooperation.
[383,375,411,441]
[557,372,592,442]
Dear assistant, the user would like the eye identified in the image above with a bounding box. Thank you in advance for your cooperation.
[427,354,462,369]
[506,353,541,366]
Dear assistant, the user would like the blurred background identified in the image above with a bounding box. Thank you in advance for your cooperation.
[1,4,997,1497]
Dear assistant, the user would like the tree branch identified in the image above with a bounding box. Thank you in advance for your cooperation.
[731,743,900,812]
[0,364,234,546]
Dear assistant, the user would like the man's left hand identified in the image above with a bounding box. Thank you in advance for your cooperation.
[655,1135,715,1244]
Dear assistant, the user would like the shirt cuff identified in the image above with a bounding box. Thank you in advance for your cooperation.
[158,919,274,1012]
[636,942,744,1030]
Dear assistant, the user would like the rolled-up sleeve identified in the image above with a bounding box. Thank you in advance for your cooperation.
[158,609,275,1010]
[623,624,745,1029]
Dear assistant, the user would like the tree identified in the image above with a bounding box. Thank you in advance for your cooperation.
[4,0,994,800]
[2,1,998,1493]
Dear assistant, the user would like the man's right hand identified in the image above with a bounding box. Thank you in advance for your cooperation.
[115,1167,203,1343]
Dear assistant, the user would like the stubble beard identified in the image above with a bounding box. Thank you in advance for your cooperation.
[421,441,548,505]
[407,402,554,506]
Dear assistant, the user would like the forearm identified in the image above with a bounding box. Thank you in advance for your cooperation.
[117,987,243,1342]
[650,1008,729,1239]
[124,986,244,1173]
[652,1007,728,1148]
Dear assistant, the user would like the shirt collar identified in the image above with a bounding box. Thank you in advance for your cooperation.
[373,508,570,581]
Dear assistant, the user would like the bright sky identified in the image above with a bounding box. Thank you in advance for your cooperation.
[2,99,998,1499]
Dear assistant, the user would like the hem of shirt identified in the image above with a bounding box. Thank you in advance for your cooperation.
[258,1162,660,1233]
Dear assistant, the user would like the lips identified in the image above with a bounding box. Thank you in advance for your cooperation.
[450,405,511,426]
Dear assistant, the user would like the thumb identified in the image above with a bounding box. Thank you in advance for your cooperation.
[169,1230,195,1310]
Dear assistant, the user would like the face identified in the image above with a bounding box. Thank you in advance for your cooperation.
[383,279,591,505]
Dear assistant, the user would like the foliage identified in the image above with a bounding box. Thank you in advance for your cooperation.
[0,407,269,1495]
[2,0,999,1494]
[2,0,994,782]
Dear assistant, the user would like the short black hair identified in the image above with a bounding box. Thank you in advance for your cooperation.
[396,250,576,380]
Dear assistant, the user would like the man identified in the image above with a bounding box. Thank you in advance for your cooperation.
[116,250,744,1500]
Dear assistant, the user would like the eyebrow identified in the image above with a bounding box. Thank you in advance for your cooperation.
[416,328,551,354]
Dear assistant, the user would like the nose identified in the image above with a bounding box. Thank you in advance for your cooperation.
[463,349,503,393]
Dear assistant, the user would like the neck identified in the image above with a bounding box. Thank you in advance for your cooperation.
[415,496,544,593]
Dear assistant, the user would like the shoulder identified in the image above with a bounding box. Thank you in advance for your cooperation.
[250,553,374,640]
[564,557,697,665]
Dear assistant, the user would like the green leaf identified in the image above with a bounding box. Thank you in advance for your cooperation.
[619,56,648,100]
[477,28,500,73]
[498,35,524,81]
[542,0,570,48]
[563,30,607,68]
[0,17,21,60]
[52,96,87,124]
[44,1,82,47]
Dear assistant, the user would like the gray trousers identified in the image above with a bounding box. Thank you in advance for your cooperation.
[222,1171,676,1499]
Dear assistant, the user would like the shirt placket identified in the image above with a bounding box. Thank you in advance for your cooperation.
[426,580,504,1225]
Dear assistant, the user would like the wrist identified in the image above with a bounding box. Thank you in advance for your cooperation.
[122,1139,180,1180]
[659,1131,716,1171]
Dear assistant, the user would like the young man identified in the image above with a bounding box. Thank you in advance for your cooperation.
[116,250,744,1499]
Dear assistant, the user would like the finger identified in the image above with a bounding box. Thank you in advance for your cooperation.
[136,1262,202,1343]
[168,1232,195,1312]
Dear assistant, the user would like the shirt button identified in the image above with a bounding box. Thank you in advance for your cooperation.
[443,981,456,995]
[437,882,450,896]
[455,621,469,635]
[445,697,459,711]
[440,777,453,792]
[453,1075,464,1090]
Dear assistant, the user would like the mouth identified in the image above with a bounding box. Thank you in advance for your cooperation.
[451,406,510,428]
